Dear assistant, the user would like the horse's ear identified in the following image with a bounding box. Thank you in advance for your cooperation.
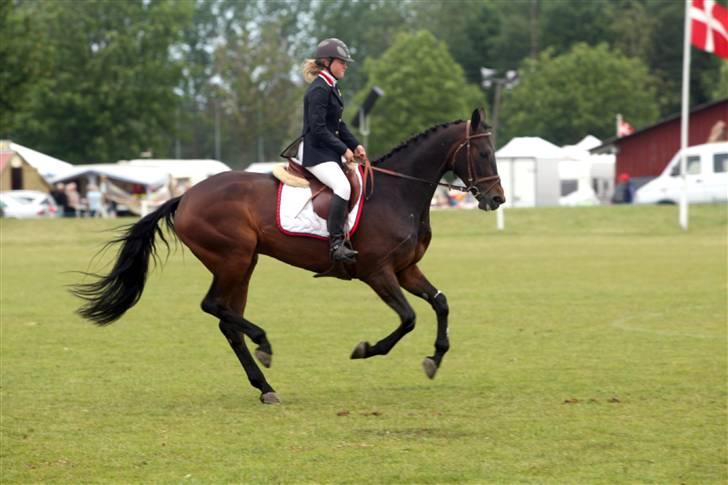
[471,108,486,131]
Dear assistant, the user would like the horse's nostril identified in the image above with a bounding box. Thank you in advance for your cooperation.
[494,195,505,204]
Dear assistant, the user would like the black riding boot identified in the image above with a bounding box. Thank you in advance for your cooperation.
[328,194,358,263]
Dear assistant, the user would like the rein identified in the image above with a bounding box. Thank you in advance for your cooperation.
[356,121,501,199]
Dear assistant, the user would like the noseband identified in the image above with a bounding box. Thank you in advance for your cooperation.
[361,121,501,198]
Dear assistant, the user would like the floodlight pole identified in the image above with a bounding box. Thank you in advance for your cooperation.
[491,80,504,148]
[352,86,383,149]
[482,67,518,231]
[358,110,371,148]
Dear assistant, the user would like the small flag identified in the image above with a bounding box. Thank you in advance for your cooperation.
[691,0,728,59]
[616,114,635,137]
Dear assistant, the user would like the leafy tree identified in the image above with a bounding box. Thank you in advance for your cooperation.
[500,43,659,145]
[411,0,502,84]
[609,0,656,61]
[0,0,48,133]
[352,30,484,158]
[540,0,615,55]
[486,1,537,70]
[713,62,728,98]
[213,19,302,165]
[171,0,221,160]
[308,0,412,98]
[6,0,192,164]
[172,0,313,165]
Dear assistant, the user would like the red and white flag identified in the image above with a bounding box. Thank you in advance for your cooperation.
[616,114,635,137]
[691,0,728,59]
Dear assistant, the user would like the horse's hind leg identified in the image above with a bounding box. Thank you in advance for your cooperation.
[350,270,417,360]
[219,253,273,367]
[396,264,449,379]
[201,257,279,404]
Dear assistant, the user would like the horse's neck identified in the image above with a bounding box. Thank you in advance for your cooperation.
[380,133,456,180]
[375,126,461,209]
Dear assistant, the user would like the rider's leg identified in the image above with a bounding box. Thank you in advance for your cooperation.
[306,161,357,263]
[307,161,351,200]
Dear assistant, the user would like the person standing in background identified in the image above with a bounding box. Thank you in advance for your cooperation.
[86,184,103,217]
[50,183,68,217]
[64,182,81,217]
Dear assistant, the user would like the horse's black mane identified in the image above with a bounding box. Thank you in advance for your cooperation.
[373,120,465,165]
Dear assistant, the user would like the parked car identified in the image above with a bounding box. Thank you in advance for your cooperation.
[635,142,728,205]
[0,190,59,218]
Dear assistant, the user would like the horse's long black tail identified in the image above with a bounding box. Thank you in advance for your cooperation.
[72,197,182,325]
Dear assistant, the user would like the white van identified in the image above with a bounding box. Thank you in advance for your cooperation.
[635,142,728,204]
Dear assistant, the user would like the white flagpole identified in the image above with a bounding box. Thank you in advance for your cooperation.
[616,113,622,136]
[679,0,692,230]
[496,206,504,231]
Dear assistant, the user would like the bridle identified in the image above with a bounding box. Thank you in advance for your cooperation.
[359,120,501,199]
[442,120,501,198]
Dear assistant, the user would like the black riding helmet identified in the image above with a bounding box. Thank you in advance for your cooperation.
[314,38,355,63]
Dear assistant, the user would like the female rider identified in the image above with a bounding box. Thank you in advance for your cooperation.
[285,38,366,263]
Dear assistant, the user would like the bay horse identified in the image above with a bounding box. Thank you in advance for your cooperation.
[73,108,505,404]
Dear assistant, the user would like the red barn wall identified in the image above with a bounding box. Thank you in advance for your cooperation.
[616,101,728,178]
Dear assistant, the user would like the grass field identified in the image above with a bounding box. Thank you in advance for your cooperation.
[1,205,726,484]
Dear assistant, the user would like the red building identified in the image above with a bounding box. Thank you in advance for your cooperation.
[593,98,728,180]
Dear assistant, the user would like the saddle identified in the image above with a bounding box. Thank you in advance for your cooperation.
[274,160,362,220]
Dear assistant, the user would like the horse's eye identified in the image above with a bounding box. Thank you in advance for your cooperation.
[479,152,487,157]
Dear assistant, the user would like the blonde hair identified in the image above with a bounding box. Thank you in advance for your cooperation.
[303,58,326,83]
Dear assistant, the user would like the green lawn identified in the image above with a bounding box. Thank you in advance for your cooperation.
[1,205,726,484]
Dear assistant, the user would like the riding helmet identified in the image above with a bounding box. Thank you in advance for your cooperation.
[314,38,354,63]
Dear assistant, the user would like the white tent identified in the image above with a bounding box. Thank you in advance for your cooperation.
[120,159,230,188]
[574,134,602,151]
[51,164,169,187]
[9,142,73,181]
[560,135,615,205]
[495,137,563,207]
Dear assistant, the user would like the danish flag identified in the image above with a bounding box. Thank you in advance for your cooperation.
[691,0,728,59]
[616,114,635,137]
[617,119,635,137]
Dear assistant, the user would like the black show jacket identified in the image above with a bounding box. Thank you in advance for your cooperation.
[299,76,360,167]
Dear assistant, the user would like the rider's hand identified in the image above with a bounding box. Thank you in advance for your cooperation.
[354,145,367,160]
[343,148,355,164]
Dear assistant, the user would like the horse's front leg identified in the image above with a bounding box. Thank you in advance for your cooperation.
[396,264,449,379]
[351,270,416,360]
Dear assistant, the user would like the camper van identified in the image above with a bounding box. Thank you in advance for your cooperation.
[635,142,728,205]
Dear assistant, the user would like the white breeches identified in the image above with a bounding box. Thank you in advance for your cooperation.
[307,161,351,200]
[297,142,350,200]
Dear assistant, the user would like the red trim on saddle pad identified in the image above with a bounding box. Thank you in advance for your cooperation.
[275,165,365,240]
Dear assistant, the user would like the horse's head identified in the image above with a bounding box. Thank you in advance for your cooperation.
[449,108,505,211]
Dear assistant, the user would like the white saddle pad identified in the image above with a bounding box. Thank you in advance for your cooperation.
[276,165,364,239]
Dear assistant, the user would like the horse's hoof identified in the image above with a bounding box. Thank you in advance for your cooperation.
[255,348,272,368]
[260,392,280,404]
[350,341,369,359]
[422,357,438,379]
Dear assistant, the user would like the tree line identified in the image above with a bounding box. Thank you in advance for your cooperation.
[1,0,726,167]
